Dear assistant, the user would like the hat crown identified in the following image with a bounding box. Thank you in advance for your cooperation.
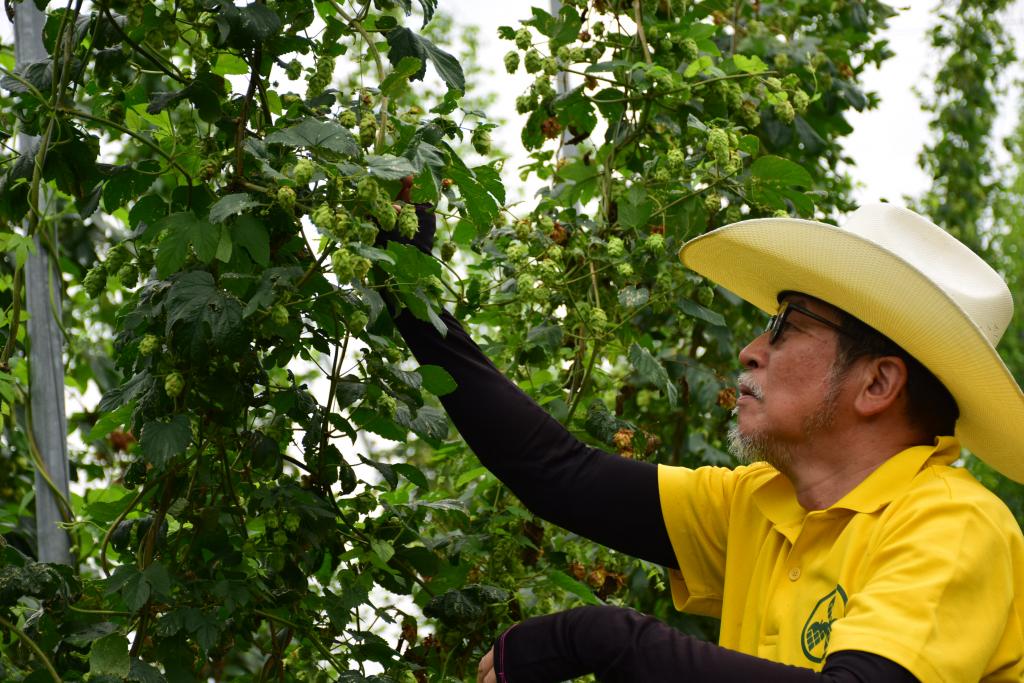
[841,204,1013,346]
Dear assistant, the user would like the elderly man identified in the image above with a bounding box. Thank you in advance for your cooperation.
[393,203,1024,682]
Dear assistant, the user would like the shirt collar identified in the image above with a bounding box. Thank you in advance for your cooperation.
[751,436,962,539]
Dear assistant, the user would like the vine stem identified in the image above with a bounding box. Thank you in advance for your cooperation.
[633,0,653,66]
[0,613,62,683]
[332,1,389,151]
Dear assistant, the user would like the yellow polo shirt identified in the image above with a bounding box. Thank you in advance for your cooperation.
[658,436,1024,682]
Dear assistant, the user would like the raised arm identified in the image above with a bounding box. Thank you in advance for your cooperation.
[390,206,676,568]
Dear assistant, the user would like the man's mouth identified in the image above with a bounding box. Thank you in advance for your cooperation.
[737,373,763,400]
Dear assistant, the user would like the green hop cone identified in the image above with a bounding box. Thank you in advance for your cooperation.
[616,262,634,277]
[105,244,129,272]
[645,232,666,254]
[375,196,397,232]
[398,204,418,239]
[117,264,139,289]
[606,236,625,258]
[472,127,492,155]
[271,304,289,327]
[440,241,456,262]
[277,186,297,211]
[542,57,559,76]
[773,100,796,124]
[376,393,397,419]
[773,53,789,70]
[704,193,721,214]
[164,372,185,399]
[273,530,288,546]
[706,128,730,165]
[284,513,301,532]
[524,49,543,74]
[697,285,715,307]
[514,28,532,50]
[83,263,108,299]
[357,177,380,203]
[339,110,358,128]
[504,50,520,74]
[139,334,160,356]
[515,94,534,114]
[285,59,302,80]
[792,89,810,114]
[680,38,699,61]
[348,310,369,334]
[293,159,314,185]
[312,204,334,230]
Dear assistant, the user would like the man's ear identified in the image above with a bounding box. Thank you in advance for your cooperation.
[851,355,908,418]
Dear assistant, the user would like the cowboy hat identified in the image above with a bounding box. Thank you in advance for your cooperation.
[678,203,1024,483]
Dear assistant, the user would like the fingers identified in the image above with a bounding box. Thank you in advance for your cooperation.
[477,647,495,683]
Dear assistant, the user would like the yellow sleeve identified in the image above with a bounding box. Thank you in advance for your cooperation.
[657,464,740,617]
[829,471,1024,683]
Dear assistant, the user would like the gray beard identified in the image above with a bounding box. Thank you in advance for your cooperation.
[727,372,841,471]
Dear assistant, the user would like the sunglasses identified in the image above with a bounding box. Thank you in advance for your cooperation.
[765,301,848,345]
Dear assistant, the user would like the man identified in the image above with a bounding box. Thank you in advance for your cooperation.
[394,203,1024,681]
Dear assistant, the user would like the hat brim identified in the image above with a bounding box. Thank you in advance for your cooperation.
[679,217,1024,484]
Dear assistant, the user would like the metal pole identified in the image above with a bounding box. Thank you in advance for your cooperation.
[15,3,72,565]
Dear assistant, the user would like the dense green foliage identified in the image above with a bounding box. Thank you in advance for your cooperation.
[0,0,1016,681]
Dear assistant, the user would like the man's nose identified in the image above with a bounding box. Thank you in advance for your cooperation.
[738,332,769,369]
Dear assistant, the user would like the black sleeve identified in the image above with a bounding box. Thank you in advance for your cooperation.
[393,279,677,568]
[491,606,918,683]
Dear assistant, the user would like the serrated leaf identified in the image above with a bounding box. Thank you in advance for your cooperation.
[733,54,768,74]
[209,193,262,223]
[547,570,602,605]
[418,365,456,396]
[86,402,132,442]
[424,587,483,624]
[359,454,398,489]
[365,154,417,180]
[164,271,244,361]
[90,633,130,677]
[370,538,395,563]
[379,56,424,97]
[526,323,563,352]
[677,298,726,327]
[748,156,814,212]
[139,415,191,469]
[628,343,677,407]
[154,212,222,277]
[446,162,499,232]
[265,119,359,156]
[618,286,650,308]
[385,27,465,91]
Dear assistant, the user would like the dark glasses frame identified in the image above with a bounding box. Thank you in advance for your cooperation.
[765,301,849,345]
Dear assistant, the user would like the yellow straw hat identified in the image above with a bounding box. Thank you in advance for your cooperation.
[679,203,1023,483]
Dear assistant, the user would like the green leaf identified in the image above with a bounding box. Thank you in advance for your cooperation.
[164,271,244,361]
[370,538,395,563]
[628,343,678,407]
[265,119,360,156]
[395,405,449,443]
[214,3,282,49]
[379,56,424,97]
[677,298,727,327]
[365,154,417,180]
[547,569,602,605]
[526,323,563,353]
[748,155,813,212]
[90,633,130,677]
[209,193,262,223]
[618,185,652,229]
[618,286,650,308]
[359,455,398,489]
[232,215,270,266]
[154,212,222,277]
[684,55,714,78]
[386,27,465,92]
[733,54,768,73]
[418,365,457,396]
[139,415,191,469]
[86,403,133,442]
[446,163,499,232]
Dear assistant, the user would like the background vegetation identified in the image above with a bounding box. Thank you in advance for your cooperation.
[0,0,1019,680]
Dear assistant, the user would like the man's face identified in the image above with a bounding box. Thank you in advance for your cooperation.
[729,294,847,470]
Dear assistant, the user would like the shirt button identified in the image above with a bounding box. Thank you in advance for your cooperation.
[788,567,801,581]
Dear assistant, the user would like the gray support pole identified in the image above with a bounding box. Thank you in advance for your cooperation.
[15,3,73,565]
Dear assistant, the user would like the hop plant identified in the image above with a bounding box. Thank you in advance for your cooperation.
[440,241,456,262]
[645,232,666,254]
[504,50,520,74]
[359,113,377,148]
[472,127,492,155]
[524,49,543,74]
[164,372,185,399]
[773,53,790,70]
[285,59,302,80]
[542,57,559,76]
[348,310,369,334]
[293,159,314,185]
[706,128,730,165]
[398,204,418,239]
[704,192,721,214]
[374,196,397,231]
[376,393,397,418]
[616,262,634,277]
[139,334,160,356]
[276,186,296,211]
[117,264,139,289]
[83,263,107,299]
[339,110,358,128]
[271,304,289,327]
[680,37,699,61]
[606,236,625,257]
[697,285,715,307]
[792,90,810,114]
[357,176,381,203]
[773,100,796,124]
[105,244,129,272]
[332,248,371,282]
[514,28,532,50]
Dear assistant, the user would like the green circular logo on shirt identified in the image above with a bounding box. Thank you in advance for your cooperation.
[801,584,848,663]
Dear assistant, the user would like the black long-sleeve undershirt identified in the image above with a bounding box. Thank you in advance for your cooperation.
[387,208,917,682]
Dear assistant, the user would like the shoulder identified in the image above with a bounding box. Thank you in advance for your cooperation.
[658,461,780,499]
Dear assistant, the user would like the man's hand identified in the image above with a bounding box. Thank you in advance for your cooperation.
[477,647,496,683]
